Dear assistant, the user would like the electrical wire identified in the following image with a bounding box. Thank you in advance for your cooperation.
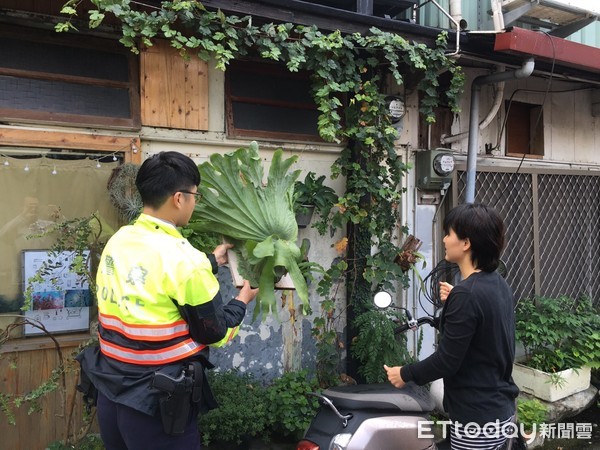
[417,258,508,316]
[418,258,460,315]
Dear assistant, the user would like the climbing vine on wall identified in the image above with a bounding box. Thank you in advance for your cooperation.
[58,0,464,384]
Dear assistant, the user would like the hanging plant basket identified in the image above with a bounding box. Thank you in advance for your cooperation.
[295,205,315,228]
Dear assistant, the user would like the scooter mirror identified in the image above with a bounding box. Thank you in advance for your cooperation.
[373,291,392,309]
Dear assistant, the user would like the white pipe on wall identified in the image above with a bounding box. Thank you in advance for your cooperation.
[465,58,535,203]
[450,0,462,23]
[490,0,505,31]
[441,71,506,145]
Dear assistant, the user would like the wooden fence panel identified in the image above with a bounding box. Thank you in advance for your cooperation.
[1,337,97,450]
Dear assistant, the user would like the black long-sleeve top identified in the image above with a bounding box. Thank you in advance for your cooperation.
[400,270,519,424]
[176,254,247,343]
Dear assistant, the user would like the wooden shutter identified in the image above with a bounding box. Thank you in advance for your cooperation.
[140,40,209,130]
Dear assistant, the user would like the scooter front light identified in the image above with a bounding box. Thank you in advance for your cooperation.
[329,433,352,450]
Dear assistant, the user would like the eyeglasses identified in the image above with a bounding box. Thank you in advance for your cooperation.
[178,190,203,201]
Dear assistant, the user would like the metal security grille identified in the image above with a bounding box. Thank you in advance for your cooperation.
[455,167,600,305]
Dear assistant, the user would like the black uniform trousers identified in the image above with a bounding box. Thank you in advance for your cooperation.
[97,391,201,450]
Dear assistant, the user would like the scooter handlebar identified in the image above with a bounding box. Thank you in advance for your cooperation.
[394,316,437,334]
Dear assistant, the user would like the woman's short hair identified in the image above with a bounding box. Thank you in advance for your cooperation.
[443,203,505,272]
[135,151,200,209]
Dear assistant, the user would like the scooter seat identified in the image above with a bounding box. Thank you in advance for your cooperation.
[321,382,434,413]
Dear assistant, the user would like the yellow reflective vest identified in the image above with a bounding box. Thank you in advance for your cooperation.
[97,213,239,365]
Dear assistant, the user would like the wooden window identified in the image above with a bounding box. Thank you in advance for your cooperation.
[505,100,544,157]
[0,25,139,129]
[225,61,321,141]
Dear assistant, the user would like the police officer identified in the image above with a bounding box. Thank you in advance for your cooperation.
[77,151,258,450]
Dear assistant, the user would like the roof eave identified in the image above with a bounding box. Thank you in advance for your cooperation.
[494,26,600,75]
[198,0,456,45]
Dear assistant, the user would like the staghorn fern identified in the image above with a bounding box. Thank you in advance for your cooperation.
[188,142,308,320]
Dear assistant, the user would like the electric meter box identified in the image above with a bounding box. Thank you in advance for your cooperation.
[415,149,455,191]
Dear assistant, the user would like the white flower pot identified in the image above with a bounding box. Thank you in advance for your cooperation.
[512,362,591,402]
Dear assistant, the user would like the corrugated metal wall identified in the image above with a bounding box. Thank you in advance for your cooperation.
[568,21,600,47]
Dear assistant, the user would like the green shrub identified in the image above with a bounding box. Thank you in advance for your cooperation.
[265,370,320,440]
[517,398,547,433]
[199,370,269,446]
[515,296,600,372]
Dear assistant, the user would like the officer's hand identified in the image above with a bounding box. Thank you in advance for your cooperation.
[236,280,259,305]
[213,243,234,266]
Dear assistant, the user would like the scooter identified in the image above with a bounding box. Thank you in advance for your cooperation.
[297,291,448,450]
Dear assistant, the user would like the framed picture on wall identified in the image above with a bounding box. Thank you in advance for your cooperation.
[21,250,91,335]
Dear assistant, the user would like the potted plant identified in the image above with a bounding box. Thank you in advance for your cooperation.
[199,370,269,449]
[513,296,600,402]
[394,235,424,272]
[293,172,338,229]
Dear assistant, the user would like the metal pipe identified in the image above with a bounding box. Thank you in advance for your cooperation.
[429,0,461,55]
[441,73,505,145]
[464,58,535,203]
[490,0,505,31]
[414,0,461,56]
[449,0,462,24]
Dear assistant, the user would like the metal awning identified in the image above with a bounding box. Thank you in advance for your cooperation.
[500,0,599,38]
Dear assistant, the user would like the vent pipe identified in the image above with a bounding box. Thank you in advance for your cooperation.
[464,58,535,203]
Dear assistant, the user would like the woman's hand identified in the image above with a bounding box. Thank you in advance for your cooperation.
[439,282,454,302]
[384,364,406,388]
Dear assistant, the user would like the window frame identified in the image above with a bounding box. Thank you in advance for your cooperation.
[0,25,140,130]
[0,144,139,350]
[505,100,544,159]
[225,60,323,142]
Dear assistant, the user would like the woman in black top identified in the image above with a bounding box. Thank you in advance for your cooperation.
[384,203,519,450]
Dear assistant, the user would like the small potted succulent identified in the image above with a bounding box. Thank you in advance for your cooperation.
[293,172,338,229]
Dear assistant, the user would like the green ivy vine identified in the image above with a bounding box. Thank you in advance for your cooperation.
[58,0,464,385]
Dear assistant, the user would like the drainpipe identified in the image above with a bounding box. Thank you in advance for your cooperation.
[464,58,535,203]
[441,75,505,145]
[490,0,505,31]
[449,0,462,25]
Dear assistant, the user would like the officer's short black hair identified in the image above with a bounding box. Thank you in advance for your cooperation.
[443,203,505,272]
[135,151,200,209]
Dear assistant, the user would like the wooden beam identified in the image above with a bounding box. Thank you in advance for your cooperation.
[0,332,90,354]
[0,127,141,163]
